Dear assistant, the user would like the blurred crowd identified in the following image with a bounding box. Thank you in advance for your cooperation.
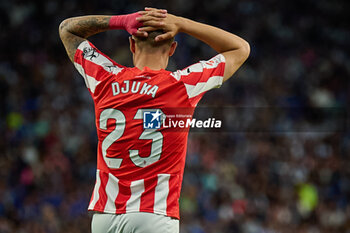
[0,0,349,232]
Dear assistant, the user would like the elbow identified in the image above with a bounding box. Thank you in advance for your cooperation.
[58,19,69,38]
[241,40,250,61]
[58,20,65,38]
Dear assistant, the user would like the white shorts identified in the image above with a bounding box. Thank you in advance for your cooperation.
[91,212,179,233]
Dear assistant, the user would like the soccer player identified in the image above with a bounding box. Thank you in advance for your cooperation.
[59,7,249,233]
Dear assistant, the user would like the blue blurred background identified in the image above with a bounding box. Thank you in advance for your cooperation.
[0,0,349,232]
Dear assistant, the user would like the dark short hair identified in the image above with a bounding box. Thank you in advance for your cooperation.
[133,30,174,48]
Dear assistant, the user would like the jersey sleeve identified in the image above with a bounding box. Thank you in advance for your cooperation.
[73,40,125,94]
[171,54,226,107]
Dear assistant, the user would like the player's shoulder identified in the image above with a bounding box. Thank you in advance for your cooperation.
[170,54,226,80]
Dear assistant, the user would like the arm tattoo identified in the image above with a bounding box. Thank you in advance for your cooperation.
[59,16,111,62]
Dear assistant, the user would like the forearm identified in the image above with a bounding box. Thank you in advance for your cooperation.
[177,16,249,54]
[59,16,110,62]
[59,15,110,39]
[176,16,249,81]
[59,12,147,62]
[138,8,249,81]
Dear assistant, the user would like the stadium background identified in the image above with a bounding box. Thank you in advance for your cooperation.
[0,0,349,232]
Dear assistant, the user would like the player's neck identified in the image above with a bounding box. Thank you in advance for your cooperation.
[133,52,168,71]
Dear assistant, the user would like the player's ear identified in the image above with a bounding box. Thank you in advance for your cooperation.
[168,41,177,57]
[129,36,136,54]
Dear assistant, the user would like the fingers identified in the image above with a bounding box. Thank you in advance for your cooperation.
[133,30,148,37]
[155,32,174,42]
[137,15,165,23]
[138,10,166,18]
[138,26,158,32]
[137,8,168,29]
[136,7,172,40]
[144,7,167,13]
[141,19,165,27]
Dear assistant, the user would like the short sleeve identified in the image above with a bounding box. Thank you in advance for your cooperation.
[73,40,124,94]
[171,54,225,107]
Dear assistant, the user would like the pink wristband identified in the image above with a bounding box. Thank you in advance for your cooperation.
[109,13,143,35]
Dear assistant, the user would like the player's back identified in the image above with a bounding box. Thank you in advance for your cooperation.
[74,40,225,218]
[94,64,191,175]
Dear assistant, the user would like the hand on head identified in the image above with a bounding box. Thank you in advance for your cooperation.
[136,7,179,42]
[109,7,179,42]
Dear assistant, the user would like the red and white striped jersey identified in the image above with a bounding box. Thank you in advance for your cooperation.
[74,40,225,219]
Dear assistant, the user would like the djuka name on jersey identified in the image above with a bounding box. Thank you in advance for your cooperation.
[112,80,159,98]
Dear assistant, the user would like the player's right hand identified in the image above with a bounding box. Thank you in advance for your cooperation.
[137,7,181,41]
